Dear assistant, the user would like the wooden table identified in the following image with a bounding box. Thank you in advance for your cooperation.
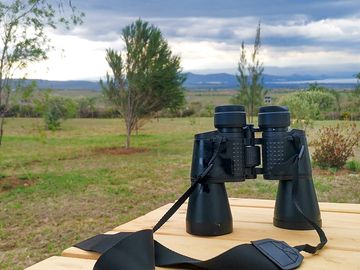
[25,198,360,270]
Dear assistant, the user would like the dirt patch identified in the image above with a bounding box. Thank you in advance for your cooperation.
[94,147,149,156]
[0,177,35,193]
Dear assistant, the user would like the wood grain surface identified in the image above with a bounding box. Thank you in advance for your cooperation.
[26,199,360,270]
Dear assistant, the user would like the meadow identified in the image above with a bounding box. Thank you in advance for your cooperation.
[0,115,359,270]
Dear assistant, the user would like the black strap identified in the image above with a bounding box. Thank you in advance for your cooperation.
[75,137,326,270]
[76,230,294,270]
[291,146,328,254]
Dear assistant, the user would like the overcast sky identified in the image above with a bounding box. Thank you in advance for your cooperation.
[22,0,360,80]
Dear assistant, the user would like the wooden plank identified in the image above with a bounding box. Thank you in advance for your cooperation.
[109,205,360,252]
[63,214,360,258]
[62,247,100,260]
[59,199,360,270]
[25,256,95,270]
[227,198,360,214]
[25,256,170,270]
[120,203,360,231]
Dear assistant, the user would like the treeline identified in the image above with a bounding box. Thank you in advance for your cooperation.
[279,84,360,125]
[4,88,360,122]
[4,96,120,119]
[4,96,218,119]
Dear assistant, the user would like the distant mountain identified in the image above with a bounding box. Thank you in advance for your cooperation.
[14,72,358,91]
[183,72,357,89]
[184,73,238,89]
[22,79,101,91]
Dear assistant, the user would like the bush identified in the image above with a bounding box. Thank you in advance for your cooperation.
[199,103,215,117]
[281,89,336,127]
[312,123,360,168]
[280,93,314,129]
[40,96,78,130]
[341,112,351,120]
[77,97,97,118]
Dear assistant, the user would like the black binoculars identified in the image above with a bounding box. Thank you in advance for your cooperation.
[186,105,322,236]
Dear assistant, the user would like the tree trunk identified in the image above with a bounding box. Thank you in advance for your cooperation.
[0,116,4,146]
[250,101,254,123]
[125,124,131,148]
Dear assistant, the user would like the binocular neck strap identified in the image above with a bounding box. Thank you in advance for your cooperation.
[292,146,328,254]
[74,137,327,270]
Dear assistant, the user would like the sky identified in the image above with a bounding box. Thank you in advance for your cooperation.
[21,0,360,80]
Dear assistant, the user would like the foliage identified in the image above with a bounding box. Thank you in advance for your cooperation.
[35,92,77,130]
[281,88,336,128]
[8,80,38,117]
[0,0,84,145]
[345,160,360,172]
[101,19,185,148]
[312,123,360,168]
[77,97,97,118]
[232,23,267,122]
[280,93,314,128]
[308,83,341,112]
[301,90,335,118]
[341,112,351,120]
[351,73,360,111]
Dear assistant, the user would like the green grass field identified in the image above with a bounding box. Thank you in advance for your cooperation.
[0,117,359,269]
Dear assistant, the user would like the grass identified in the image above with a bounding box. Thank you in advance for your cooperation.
[345,160,360,172]
[0,117,359,270]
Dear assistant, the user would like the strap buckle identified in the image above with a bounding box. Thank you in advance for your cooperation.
[252,239,304,270]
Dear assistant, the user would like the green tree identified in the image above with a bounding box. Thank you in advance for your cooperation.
[281,89,336,128]
[0,0,84,145]
[101,19,185,148]
[281,93,314,129]
[308,83,341,112]
[232,23,267,122]
[354,72,360,99]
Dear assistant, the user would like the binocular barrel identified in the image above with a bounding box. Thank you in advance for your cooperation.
[186,105,322,236]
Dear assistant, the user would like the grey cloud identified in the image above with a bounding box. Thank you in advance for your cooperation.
[54,0,360,69]
[74,0,360,20]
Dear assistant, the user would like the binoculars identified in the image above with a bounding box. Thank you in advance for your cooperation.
[186,105,322,236]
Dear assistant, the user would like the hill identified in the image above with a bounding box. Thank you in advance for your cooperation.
[13,72,358,91]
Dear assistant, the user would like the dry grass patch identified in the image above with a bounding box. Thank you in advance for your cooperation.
[94,147,149,156]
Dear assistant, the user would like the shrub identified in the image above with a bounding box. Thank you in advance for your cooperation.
[280,93,314,129]
[199,103,215,117]
[39,96,78,130]
[341,112,351,120]
[312,123,360,168]
[281,89,336,127]
[77,97,97,118]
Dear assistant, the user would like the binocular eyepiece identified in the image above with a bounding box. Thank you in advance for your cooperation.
[214,105,291,130]
[186,105,322,236]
